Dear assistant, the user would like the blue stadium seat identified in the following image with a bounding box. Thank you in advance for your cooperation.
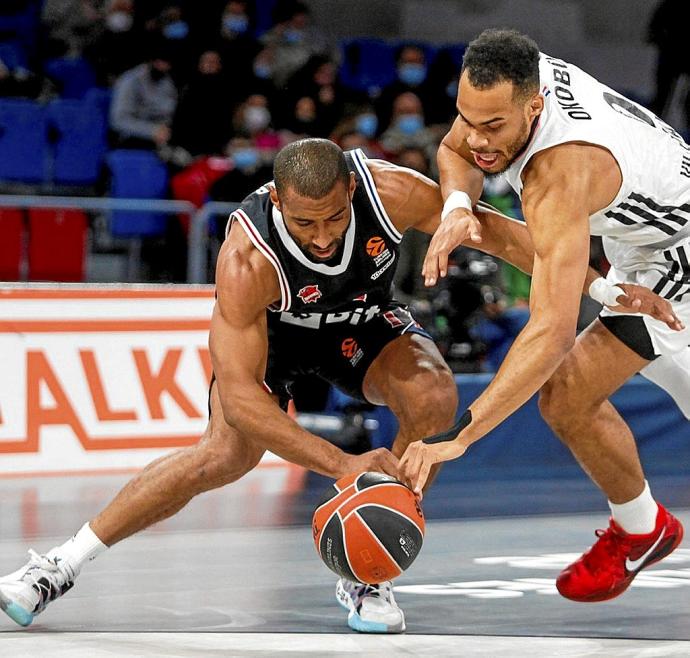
[106,150,169,238]
[44,57,97,99]
[0,99,48,183]
[0,41,28,70]
[47,99,107,185]
[339,39,397,93]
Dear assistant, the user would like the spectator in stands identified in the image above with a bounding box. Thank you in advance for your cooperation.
[87,0,146,85]
[170,50,236,157]
[217,0,262,90]
[375,44,435,132]
[379,91,438,164]
[0,54,53,100]
[109,40,178,150]
[283,55,346,135]
[232,93,285,158]
[153,4,194,82]
[259,0,330,87]
[41,0,104,58]
[330,105,387,159]
[648,0,690,134]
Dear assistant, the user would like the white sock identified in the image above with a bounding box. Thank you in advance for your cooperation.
[608,480,658,535]
[51,523,107,575]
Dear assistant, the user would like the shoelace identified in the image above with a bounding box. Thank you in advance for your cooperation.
[22,550,75,614]
[354,581,393,604]
[581,526,631,575]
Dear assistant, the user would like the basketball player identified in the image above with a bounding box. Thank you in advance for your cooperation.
[0,140,680,633]
[399,30,689,603]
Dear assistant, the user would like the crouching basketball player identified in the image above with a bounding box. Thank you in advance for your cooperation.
[0,139,681,632]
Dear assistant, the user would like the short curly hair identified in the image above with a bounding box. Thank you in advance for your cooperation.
[462,29,540,99]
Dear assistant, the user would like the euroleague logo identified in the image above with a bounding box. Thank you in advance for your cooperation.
[366,235,394,278]
[366,236,387,258]
[341,337,364,366]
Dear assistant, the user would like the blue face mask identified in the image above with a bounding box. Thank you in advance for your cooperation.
[163,21,189,40]
[397,113,424,135]
[398,63,426,86]
[253,62,272,79]
[284,28,304,44]
[224,15,249,34]
[233,148,259,170]
[355,113,378,138]
[446,80,458,99]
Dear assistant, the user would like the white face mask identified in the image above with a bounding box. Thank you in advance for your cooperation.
[244,106,271,133]
[106,11,133,33]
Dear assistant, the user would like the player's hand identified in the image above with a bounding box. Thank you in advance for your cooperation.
[423,208,482,287]
[345,447,400,479]
[399,439,467,496]
[608,283,685,331]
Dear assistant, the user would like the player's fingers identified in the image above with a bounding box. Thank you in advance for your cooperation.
[470,218,483,243]
[438,249,450,279]
[413,459,431,495]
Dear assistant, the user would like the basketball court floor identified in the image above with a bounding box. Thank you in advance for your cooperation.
[0,468,689,656]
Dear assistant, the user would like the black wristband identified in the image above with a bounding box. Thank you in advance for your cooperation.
[422,410,472,444]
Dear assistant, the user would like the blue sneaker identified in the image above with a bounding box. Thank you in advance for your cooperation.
[335,578,405,633]
[0,549,75,627]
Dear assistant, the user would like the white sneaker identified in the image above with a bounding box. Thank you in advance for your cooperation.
[0,549,76,627]
[335,578,405,633]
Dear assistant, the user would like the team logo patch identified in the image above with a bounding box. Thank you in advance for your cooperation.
[383,310,404,328]
[353,293,368,302]
[366,236,387,257]
[297,284,322,304]
[341,337,364,366]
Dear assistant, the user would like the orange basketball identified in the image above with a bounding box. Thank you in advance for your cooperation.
[366,236,386,257]
[312,472,425,584]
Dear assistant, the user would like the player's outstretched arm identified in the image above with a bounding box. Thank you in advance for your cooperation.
[210,227,399,480]
[400,145,595,492]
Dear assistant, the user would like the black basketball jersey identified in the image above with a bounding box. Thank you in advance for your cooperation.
[228,149,405,329]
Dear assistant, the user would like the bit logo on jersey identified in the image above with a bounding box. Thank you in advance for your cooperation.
[297,284,322,304]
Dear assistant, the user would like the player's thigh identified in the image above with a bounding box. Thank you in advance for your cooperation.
[199,379,267,479]
[540,318,650,415]
[363,332,457,414]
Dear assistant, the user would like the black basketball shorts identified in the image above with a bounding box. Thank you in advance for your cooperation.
[265,301,432,409]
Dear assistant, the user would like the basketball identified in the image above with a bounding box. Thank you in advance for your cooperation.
[312,472,425,584]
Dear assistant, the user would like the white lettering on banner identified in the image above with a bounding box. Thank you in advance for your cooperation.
[394,550,690,598]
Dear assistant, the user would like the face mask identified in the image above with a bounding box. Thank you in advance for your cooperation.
[355,113,378,138]
[223,15,249,34]
[244,106,271,132]
[397,63,426,86]
[232,148,259,170]
[106,11,133,33]
[446,80,458,99]
[284,28,304,44]
[163,20,189,40]
[253,62,272,79]
[396,113,424,135]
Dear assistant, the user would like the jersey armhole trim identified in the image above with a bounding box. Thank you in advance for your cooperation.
[351,148,403,244]
[232,209,292,312]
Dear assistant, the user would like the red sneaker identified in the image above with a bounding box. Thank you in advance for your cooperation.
[557,504,684,602]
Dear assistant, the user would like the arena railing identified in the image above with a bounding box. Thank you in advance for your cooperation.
[0,195,239,283]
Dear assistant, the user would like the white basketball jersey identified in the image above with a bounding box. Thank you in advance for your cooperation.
[503,53,690,252]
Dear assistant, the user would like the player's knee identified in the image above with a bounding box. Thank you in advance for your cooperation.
[401,363,457,431]
[539,371,591,435]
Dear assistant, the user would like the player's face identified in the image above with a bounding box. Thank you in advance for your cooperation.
[272,175,356,262]
[456,72,544,175]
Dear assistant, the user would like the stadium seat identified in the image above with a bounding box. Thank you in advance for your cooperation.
[0,208,25,281]
[47,99,107,186]
[0,41,28,70]
[106,150,169,238]
[44,57,97,99]
[28,208,87,282]
[0,99,48,183]
[340,38,397,93]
